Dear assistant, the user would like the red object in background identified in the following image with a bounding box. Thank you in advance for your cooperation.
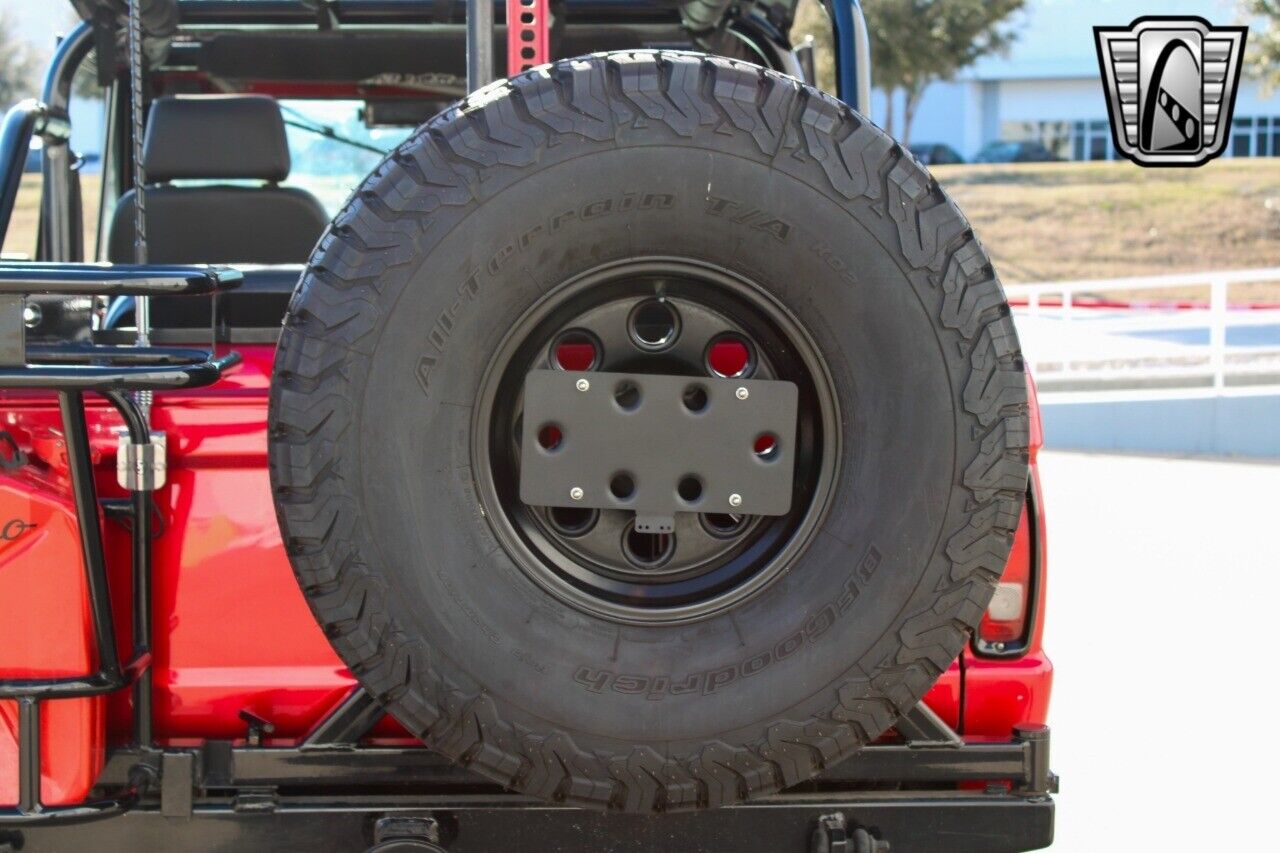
[507,0,550,77]
[0,348,1052,800]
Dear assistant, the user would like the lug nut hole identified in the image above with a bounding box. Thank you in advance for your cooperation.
[614,380,641,411]
[609,472,636,501]
[700,512,749,538]
[754,432,779,460]
[548,506,598,537]
[623,524,676,568]
[677,475,703,504]
[537,423,563,452]
[682,383,709,413]
[629,299,680,351]
[706,335,753,378]
[552,330,601,371]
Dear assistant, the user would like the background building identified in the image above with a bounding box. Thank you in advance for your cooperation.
[876,0,1278,160]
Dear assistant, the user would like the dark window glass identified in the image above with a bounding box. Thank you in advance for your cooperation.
[1232,118,1252,156]
[1233,134,1251,157]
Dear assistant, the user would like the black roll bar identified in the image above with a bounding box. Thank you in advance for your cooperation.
[40,22,97,263]
[0,101,70,245]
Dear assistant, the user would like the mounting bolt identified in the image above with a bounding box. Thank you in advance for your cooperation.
[735,386,749,400]
[576,378,590,392]
[570,486,584,501]
[728,493,743,507]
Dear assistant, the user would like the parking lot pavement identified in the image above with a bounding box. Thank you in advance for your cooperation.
[1037,450,1280,851]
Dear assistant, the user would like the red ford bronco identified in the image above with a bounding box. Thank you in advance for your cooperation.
[0,2,1054,850]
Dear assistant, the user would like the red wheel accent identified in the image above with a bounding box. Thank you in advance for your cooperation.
[753,433,778,458]
[507,0,550,77]
[708,337,751,377]
[537,423,564,452]
[553,333,598,371]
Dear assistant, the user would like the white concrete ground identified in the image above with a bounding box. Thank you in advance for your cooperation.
[1038,450,1280,851]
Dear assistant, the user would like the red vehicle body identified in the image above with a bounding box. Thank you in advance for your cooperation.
[0,344,1051,807]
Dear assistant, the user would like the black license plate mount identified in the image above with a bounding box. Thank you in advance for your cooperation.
[519,370,799,530]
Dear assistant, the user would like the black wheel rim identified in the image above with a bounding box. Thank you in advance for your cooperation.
[473,258,840,624]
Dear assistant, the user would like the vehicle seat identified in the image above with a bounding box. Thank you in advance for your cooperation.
[108,95,328,265]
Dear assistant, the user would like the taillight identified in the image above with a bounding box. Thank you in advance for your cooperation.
[977,501,1033,653]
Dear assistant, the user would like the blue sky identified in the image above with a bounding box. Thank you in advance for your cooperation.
[975,0,1244,76]
[1,0,69,54]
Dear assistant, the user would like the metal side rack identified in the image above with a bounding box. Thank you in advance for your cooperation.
[0,262,242,825]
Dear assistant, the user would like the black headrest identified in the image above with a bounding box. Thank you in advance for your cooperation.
[143,95,291,183]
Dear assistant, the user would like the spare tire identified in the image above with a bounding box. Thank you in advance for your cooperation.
[269,51,1028,812]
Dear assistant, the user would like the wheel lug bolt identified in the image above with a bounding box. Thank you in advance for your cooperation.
[735,387,749,400]
[576,378,590,392]
[729,493,743,507]
[570,487,584,501]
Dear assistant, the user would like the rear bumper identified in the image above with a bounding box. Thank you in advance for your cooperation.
[6,725,1056,852]
[4,791,1054,853]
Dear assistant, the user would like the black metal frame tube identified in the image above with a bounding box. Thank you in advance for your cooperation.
[0,263,242,297]
[828,0,873,113]
[39,22,95,263]
[60,390,126,688]
[300,688,386,750]
[171,1,676,27]
[0,102,43,242]
[466,0,495,92]
[17,698,40,814]
[0,352,242,390]
[104,389,154,747]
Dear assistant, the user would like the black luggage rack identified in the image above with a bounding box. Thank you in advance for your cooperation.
[0,262,241,825]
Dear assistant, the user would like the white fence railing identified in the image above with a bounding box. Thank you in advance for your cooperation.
[1003,268,1280,402]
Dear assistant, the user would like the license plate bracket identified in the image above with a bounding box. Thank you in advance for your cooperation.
[519,370,799,529]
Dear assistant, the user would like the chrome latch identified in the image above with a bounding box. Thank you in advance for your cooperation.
[116,431,167,491]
